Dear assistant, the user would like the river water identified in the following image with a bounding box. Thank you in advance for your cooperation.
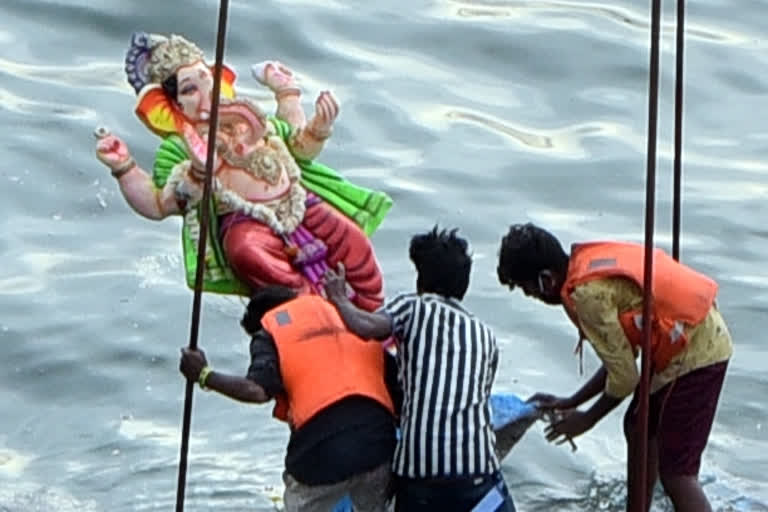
[0,0,766,510]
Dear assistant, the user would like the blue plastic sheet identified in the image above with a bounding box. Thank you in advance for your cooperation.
[490,393,539,428]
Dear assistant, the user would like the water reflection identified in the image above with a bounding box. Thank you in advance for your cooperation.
[438,0,751,46]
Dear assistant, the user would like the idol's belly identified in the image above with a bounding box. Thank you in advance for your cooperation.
[217,165,291,201]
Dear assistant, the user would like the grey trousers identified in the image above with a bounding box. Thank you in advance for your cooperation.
[282,461,392,512]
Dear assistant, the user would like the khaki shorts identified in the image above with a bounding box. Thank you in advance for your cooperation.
[283,461,392,512]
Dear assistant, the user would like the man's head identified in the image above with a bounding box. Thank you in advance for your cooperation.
[241,285,298,336]
[410,226,472,300]
[497,222,570,305]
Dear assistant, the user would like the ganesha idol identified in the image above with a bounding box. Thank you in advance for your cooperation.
[94,32,392,311]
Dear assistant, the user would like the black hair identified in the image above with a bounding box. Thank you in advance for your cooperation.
[497,222,569,285]
[161,74,178,103]
[240,285,298,336]
[409,225,472,300]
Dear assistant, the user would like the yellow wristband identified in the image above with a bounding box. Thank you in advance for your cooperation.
[198,366,213,390]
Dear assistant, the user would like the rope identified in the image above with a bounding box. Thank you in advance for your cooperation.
[175,0,231,510]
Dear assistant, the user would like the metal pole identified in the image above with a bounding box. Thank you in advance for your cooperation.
[631,0,663,510]
[672,0,686,262]
[175,1,231,510]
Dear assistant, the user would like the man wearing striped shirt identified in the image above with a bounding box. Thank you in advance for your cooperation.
[324,226,516,512]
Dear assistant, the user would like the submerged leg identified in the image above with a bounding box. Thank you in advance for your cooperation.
[656,362,727,512]
[660,475,712,512]
[624,393,657,512]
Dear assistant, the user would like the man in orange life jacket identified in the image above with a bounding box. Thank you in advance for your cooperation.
[496,223,733,512]
[178,285,399,512]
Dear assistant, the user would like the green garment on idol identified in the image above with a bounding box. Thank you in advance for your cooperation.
[151,116,393,295]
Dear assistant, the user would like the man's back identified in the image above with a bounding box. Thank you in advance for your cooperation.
[250,295,397,486]
[261,295,395,428]
[383,292,500,479]
[569,276,733,395]
[323,226,517,511]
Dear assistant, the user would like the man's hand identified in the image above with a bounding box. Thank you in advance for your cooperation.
[179,347,208,382]
[544,409,594,444]
[323,262,348,305]
[528,392,575,411]
[321,262,392,341]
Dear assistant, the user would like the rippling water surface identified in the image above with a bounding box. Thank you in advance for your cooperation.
[1,0,766,510]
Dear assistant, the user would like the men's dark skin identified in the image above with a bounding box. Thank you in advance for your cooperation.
[502,268,623,443]
[324,263,392,341]
[179,348,270,404]
[499,224,721,512]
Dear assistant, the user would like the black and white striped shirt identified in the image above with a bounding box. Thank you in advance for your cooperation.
[382,292,500,479]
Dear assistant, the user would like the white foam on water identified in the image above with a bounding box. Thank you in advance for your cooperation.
[0,447,31,477]
[0,482,101,512]
[116,416,208,449]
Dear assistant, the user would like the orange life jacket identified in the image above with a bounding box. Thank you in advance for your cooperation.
[561,241,718,372]
[260,295,395,430]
